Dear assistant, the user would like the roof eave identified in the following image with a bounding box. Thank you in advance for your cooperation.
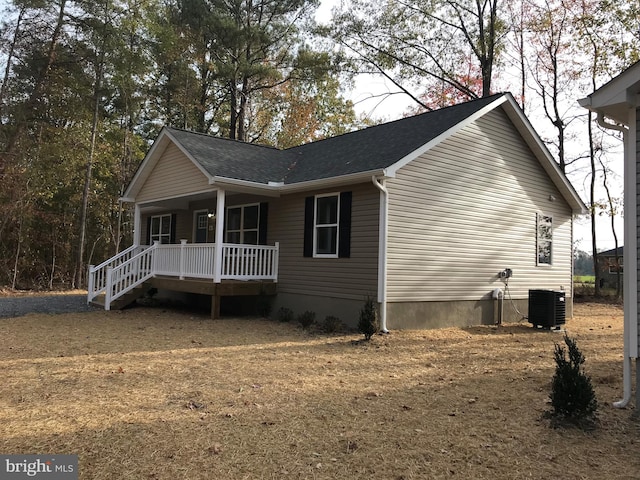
[278,169,387,193]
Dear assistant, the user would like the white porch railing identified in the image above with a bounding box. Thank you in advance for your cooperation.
[88,241,279,310]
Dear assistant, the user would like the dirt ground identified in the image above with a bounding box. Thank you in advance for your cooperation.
[0,300,638,479]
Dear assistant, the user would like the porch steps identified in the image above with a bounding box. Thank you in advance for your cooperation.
[89,283,150,310]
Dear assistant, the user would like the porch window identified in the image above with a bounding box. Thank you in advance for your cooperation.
[536,213,552,265]
[226,204,260,245]
[150,214,172,244]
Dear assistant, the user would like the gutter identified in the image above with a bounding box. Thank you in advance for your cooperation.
[372,176,389,333]
[597,112,633,409]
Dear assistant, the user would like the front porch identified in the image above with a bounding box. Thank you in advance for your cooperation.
[87,241,279,316]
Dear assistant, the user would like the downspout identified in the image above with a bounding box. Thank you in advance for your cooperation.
[372,176,389,333]
[597,112,633,408]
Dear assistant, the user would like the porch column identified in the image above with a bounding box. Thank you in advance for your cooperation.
[213,189,225,283]
[133,204,141,246]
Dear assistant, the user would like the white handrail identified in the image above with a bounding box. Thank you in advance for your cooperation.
[87,244,148,303]
[89,241,280,310]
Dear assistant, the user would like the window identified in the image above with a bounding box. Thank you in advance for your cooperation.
[314,194,339,256]
[150,214,172,244]
[608,258,623,274]
[303,192,352,258]
[536,214,552,265]
[226,204,260,244]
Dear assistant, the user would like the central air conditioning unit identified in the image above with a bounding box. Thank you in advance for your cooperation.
[528,289,566,329]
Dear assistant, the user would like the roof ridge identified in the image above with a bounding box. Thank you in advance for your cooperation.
[165,126,283,152]
[285,92,506,152]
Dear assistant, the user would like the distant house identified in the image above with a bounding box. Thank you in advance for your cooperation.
[579,59,640,408]
[597,246,623,289]
[88,93,585,330]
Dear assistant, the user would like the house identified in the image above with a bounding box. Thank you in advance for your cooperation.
[596,246,624,290]
[88,92,586,331]
[579,60,640,408]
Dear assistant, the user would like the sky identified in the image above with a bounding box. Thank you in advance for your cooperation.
[314,0,625,255]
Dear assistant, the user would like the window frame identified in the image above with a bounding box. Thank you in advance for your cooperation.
[536,213,553,266]
[313,193,340,258]
[150,214,172,244]
[225,203,260,245]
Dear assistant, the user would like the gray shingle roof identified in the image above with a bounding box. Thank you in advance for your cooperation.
[166,93,505,185]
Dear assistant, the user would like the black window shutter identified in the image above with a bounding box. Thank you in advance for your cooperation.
[146,217,151,245]
[170,213,177,244]
[303,196,314,257]
[259,202,268,245]
[338,191,352,258]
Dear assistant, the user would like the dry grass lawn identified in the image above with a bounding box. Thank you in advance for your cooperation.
[1,301,639,479]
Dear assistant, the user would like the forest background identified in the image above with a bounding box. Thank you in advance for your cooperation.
[0,0,637,292]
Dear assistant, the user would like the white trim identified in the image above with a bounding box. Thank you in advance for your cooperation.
[213,189,225,283]
[384,95,510,177]
[279,170,386,193]
[133,204,141,246]
[536,213,553,266]
[313,192,340,258]
[123,128,215,199]
[135,188,217,207]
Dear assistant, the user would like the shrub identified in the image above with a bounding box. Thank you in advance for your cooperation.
[323,315,342,333]
[548,333,598,427]
[277,307,294,323]
[358,297,379,341]
[297,311,316,330]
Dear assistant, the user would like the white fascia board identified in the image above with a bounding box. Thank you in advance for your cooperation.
[278,169,387,194]
[136,188,217,208]
[384,94,510,178]
[123,127,215,200]
[163,129,216,182]
[502,96,587,214]
[210,176,281,197]
[123,129,170,199]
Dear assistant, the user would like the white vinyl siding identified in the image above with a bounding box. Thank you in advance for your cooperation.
[386,108,573,302]
[137,143,212,202]
[269,183,379,301]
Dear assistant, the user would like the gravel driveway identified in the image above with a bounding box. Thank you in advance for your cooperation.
[0,294,96,318]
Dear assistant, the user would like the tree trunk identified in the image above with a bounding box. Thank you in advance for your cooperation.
[0,0,67,175]
[75,1,107,289]
[0,5,26,124]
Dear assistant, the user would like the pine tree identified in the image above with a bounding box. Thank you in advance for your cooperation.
[549,333,598,427]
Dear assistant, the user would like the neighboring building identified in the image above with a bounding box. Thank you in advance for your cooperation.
[597,246,624,290]
[89,93,585,330]
[579,60,640,408]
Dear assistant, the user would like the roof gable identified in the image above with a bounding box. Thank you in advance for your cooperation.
[124,93,585,213]
[578,60,640,125]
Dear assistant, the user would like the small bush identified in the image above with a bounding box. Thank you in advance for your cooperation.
[323,315,342,333]
[297,311,316,330]
[548,333,598,428]
[277,307,294,323]
[358,297,379,341]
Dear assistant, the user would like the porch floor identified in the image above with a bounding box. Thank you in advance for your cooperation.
[92,277,277,318]
[150,277,277,319]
